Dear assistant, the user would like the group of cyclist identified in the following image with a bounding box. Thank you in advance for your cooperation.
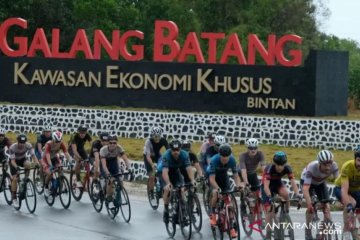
[0,126,133,210]
[1,125,360,239]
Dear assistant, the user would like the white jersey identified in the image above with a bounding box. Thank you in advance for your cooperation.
[301,160,339,186]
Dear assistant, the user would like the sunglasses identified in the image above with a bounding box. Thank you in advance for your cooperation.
[172,148,180,152]
[248,147,258,150]
[220,154,230,157]
[109,142,117,145]
[275,163,285,166]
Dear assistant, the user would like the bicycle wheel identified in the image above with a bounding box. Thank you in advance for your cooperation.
[166,196,177,238]
[203,185,211,216]
[227,206,241,240]
[70,171,83,201]
[25,179,37,214]
[87,175,93,201]
[33,167,44,194]
[280,213,295,240]
[91,179,103,213]
[179,200,192,240]
[190,193,202,232]
[230,193,239,217]
[255,202,267,239]
[3,173,12,205]
[240,199,253,236]
[106,200,119,219]
[147,178,159,210]
[119,186,131,223]
[59,176,71,209]
[44,180,55,206]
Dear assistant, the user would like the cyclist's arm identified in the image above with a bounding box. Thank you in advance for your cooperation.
[101,157,110,176]
[37,142,43,156]
[209,174,219,190]
[240,169,249,185]
[71,143,82,160]
[31,154,39,165]
[10,158,17,169]
[185,165,194,183]
[290,177,299,195]
[120,153,131,169]
[194,162,203,177]
[263,178,271,197]
[162,167,170,186]
[302,184,312,207]
[341,178,351,205]
[94,151,100,171]
[146,153,154,166]
[233,172,241,187]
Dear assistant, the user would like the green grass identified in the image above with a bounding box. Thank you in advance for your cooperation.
[5,132,353,181]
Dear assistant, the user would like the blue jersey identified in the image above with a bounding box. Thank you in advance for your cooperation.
[208,154,237,176]
[162,149,191,169]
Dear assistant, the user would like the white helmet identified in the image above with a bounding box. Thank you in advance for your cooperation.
[214,135,226,147]
[246,138,259,148]
[0,128,5,135]
[52,131,63,142]
[151,127,163,137]
[317,150,334,164]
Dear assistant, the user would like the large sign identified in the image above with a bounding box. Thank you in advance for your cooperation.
[0,50,349,116]
[0,18,302,66]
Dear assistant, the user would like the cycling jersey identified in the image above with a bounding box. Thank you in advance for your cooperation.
[262,164,294,186]
[206,146,219,160]
[99,145,125,176]
[0,137,11,161]
[189,152,198,164]
[301,160,339,186]
[35,134,52,157]
[238,151,266,174]
[162,149,190,169]
[208,154,237,191]
[143,137,168,161]
[9,142,35,160]
[335,160,360,192]
[89,140,103,159]
[42,141,68,160]
[68,132,92,159]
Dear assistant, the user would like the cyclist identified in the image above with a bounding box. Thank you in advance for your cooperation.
[143,127,168,202]
[100,135,132,207]
[43,131,72,197]
[208,143,241,238]
[0,128,11,162]
[89,132,109,180]
[199,132,216,172]
[34,125,52,160]
[261,151,300,239]
[9,134,39,208]
[182,140,204,179]
[162,139,194,223]
[300,150,338,239]
[334,146,360,239]
[205,135,226,169]
[68,125,92,187]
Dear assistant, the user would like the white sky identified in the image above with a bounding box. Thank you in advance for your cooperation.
[320,0,360,43]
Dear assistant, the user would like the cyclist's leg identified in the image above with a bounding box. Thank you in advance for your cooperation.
[350,191,360,227]
[144,154,156,191]
[106,160,118,200]
[261,184,273,237]
[10,159,23,200]
[91,157,99,179]
[23,160,31,178]
[314,183,331,221]
[278,184,290,212]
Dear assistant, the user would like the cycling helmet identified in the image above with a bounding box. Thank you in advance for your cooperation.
[151,127,163,137]
[42,125,52,132]
[355,145,360,159]
[219,144,232,157]
[169,139,182,150]
[214,135,226,147]
[246,138,259,148]
[181,140,192,151]
[0,128,5,135]
[273,151,287,165]
[77,125,88,132]
[108,135,118,141]
[52,131,63,142]
[17,134,27,144]
[99,132,109,141]
[207,132,216,140]
[317,150,334,164]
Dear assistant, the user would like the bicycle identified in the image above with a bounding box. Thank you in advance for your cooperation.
[303,196,339,240]
[0,159,12,205]
[343,206,360,240]
[33,162,45,194]
[240,185,266,238]
[44,166,71,209]
[70,159,93,201]
[199,176,211,216]
[185,181,203,232]
[13,166,37,213]
[147,164,163,210]
[267,194,297,240]
[165,183,193,240]
[211,189,241,240]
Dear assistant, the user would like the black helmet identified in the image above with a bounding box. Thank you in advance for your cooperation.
[169,139,182,150]
[354,145,360,159]
[219,144,232,157]
[17,134,27,144]
[77,125,88,132]
[99,132,109,141]
[181,140,191,151]
[273,151,287,165]
[108,135,118,142]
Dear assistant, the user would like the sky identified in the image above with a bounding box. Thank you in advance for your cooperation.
[321,0,360,43]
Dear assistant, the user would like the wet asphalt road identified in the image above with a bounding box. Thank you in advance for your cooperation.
[0,184,345,240]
